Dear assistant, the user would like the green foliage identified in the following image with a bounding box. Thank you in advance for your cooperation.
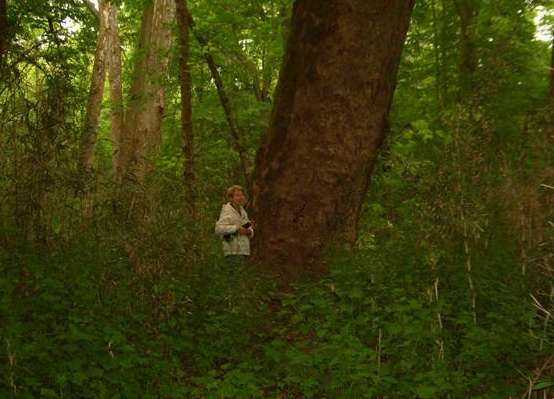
[1,0,554,397]
[3,235,550,398]
[0,236,269,398]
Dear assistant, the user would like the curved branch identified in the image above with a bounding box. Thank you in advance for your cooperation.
[83,0,99,19]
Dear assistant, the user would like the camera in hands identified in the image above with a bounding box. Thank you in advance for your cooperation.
[223,222,252,242]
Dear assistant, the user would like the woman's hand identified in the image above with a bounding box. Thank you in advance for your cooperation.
[237,226,253,237]
[237,226,250,236]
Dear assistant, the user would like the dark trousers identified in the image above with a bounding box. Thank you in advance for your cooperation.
[223,255,250,310]
[225,255,248,268]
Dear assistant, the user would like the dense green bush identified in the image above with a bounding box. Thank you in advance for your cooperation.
[2,232,551,398]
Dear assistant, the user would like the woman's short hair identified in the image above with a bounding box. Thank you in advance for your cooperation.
[226,185,244,200]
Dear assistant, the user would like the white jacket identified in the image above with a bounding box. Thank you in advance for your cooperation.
[214,203,253,256]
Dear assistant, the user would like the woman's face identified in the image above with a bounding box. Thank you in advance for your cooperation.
[230,190,245,206]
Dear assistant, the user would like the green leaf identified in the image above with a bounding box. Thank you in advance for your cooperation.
[415,386,438,398]
[39,388,58,398]
[533,381,554,390]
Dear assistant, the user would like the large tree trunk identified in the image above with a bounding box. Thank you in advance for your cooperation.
[117,0,175,183]
[113,0,174,274]
[79,0,109,174]
[175,0,195,219]
[106,1,124,177]
[251,0,414,281]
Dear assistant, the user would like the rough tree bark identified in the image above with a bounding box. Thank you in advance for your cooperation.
[251,0,414,281]
[175,0,195,219]
[106,1,124,177]
[117,0,175,183]
[79,0,109,175]
[106,0,174,275]
[80,0,124,180]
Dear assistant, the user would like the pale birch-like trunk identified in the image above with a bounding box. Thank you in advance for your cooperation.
[79,0,109,174]
[106,1,124,177]
[110,0,174,274]
[117,0,175,183]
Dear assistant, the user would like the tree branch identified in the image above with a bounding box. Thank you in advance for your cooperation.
[188,14,251,185]
[83,0,99,19]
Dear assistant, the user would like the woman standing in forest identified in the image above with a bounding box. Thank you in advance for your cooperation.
[215,185,254,267]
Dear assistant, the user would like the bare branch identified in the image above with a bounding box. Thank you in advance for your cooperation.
[189,15,250,184]
[83,0,99,19]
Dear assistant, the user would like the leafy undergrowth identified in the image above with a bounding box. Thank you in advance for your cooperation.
[1,238,552,398]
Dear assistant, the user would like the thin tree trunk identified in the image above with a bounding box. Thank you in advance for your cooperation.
[431,0,444,110]
[454,0,479,102]
[106,1,124,178]
[260,46,273,101]
[189,18,250,185]
[548,30,554,133]
[251,0,414,281]
[439,0,449,107]
[234,44,264,102]
[543,29,554,219]
[79,0,109,175]
[0,0,8,62]
[118,0,175,183]
[175,0,196,219]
